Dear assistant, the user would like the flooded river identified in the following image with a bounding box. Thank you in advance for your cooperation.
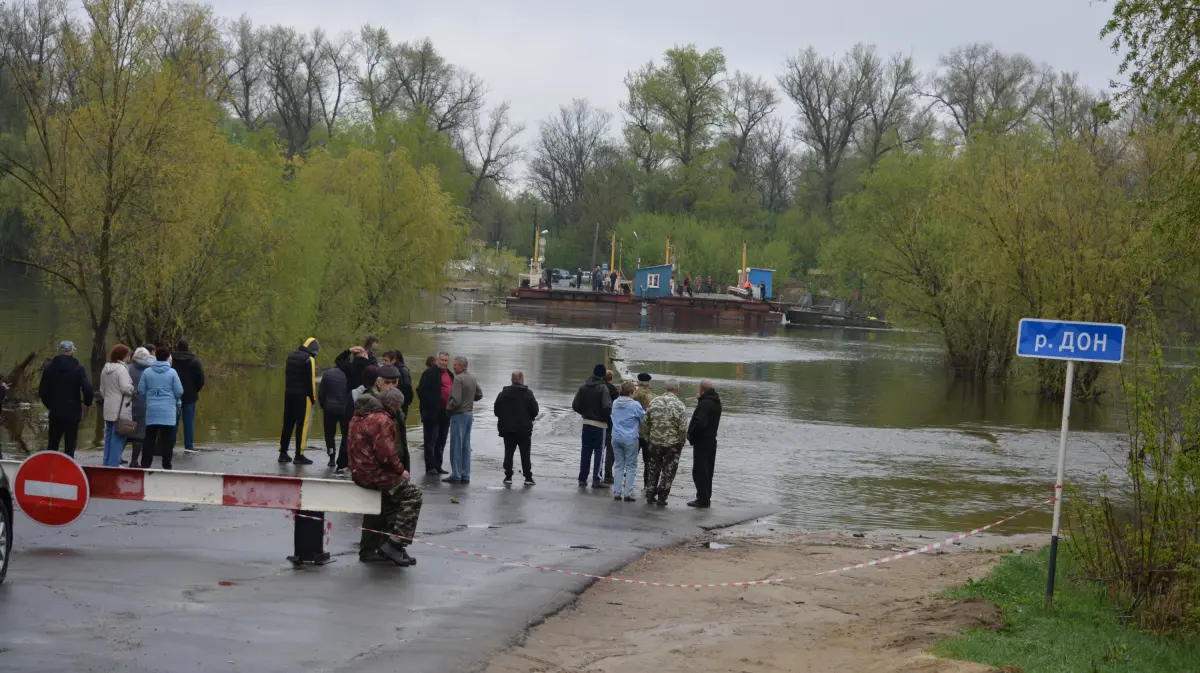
[0,265,1127,534]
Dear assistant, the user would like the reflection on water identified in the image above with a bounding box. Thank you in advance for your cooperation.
[0,266,1128,534]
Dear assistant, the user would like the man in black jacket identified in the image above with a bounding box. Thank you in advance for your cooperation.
[318,355,351,470]
[171,338,205,454]
[572,364,612,488]
[39,340,94,457]
[494,370,540,486]
[416,351,453,475]
[279,337,320,465]
[687,379,722,508]
[381,350,414,416]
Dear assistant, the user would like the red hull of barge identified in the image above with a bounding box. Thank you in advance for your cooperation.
[505,288,782,324]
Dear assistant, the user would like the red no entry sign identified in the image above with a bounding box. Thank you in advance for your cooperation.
[14,451,90,526]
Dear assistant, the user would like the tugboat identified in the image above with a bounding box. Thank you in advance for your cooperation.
[785,294,892,330]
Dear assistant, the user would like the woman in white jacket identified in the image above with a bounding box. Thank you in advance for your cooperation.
[100,344,135,467]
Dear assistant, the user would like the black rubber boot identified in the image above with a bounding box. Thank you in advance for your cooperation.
[378,541,414,567]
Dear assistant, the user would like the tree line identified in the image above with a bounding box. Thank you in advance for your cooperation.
[0,0,1197,394]
[0,0,481,381]
[519,29,1198,396]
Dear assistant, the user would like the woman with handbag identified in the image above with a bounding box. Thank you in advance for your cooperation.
[100,344,136,467]
[127,347,155,465]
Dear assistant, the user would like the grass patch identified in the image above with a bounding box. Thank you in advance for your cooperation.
[932,547,1200,672]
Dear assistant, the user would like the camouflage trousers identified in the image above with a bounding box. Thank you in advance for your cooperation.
[643,443,684,502]
[360,482,423,553]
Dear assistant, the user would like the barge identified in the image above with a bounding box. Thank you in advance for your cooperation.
[505,287,783,324]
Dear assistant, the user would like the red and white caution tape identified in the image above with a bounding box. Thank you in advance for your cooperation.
[296,498,1051,588]
[812,499,1052,576]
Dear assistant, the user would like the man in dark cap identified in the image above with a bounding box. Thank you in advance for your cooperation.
[571,363,611,488]
[631,372,656,474]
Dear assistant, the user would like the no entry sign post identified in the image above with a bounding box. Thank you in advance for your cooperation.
[1016,318,1125,609]
[13,451,91,526]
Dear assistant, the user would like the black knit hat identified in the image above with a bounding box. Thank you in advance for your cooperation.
[637,372,652,382]
[593,364,606,378]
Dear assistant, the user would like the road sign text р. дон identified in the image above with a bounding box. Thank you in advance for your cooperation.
[1016,319,1125,363]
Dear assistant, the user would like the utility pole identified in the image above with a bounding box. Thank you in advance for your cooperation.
[590,221,600,273]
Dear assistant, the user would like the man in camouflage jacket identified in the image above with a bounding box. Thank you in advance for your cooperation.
[348,387,423,567]
[641,378,687,505]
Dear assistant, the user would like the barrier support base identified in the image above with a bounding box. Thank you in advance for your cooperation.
[289,509,333,566]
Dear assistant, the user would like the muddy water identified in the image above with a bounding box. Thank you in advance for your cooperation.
[0,265,1127,534]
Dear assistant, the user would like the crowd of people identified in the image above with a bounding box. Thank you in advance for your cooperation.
[274,334,724,567]
[36,339,206,468]
[29,332,723,571]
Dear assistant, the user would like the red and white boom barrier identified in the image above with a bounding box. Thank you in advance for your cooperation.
[0,453,381,565]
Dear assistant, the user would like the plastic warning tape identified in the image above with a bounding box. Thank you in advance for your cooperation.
[296,499,1051,588]
[811,499,1053,576]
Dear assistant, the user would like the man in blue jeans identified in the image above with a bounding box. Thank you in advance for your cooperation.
[444,355,482,484]
[572,364,612,488]
[171,338,205,454]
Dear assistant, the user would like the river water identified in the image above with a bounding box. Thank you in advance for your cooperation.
[0,264,1128,534]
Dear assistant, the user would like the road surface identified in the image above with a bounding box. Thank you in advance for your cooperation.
[0,445,769,672]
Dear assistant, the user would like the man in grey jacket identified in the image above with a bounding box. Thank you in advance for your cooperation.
[444,356,482,484]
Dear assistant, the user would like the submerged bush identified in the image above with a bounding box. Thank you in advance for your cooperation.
[1068,316,1200,634]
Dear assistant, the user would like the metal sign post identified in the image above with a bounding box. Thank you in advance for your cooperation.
[1015,318,1125,609]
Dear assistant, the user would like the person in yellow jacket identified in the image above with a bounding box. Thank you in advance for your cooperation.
[280,337,320,465]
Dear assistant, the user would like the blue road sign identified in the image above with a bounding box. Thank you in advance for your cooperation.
[1016,319,1125,363]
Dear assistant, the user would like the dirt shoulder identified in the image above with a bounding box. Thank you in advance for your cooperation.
[486,530,1046,673]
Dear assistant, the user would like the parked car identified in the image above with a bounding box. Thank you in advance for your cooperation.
[0,465,11,583]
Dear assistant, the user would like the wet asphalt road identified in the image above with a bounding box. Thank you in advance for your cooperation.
[0,446,771,673]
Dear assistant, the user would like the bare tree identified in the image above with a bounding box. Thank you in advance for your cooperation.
[779,43,880,211]
[722,71,778,178]
[527,99,612,219]
[858,52,931,165]
[154,2,223,96]
[262,25,324,155]
[355,25,402,122]
[750,117,797,214]
[929,43,1051,138]
[1035,71,1105,143]
[465,102,525,206]
[223,16,267,130]
[316,30,356,139]
[393,38,485,134]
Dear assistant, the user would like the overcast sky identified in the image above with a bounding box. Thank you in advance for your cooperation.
[208,0,1123,139]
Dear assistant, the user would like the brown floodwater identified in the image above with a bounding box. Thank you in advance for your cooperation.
[0,265,1130,535]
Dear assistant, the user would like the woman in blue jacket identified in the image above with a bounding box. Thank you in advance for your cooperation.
[138,347,184,469]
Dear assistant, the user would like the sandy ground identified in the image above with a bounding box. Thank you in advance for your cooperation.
[486,529,1046,673]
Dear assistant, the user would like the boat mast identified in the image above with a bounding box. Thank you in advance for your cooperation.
[741,240,747,286]
[610,231,616,276]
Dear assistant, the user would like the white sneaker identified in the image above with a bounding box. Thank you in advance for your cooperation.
[182,448,199,454]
